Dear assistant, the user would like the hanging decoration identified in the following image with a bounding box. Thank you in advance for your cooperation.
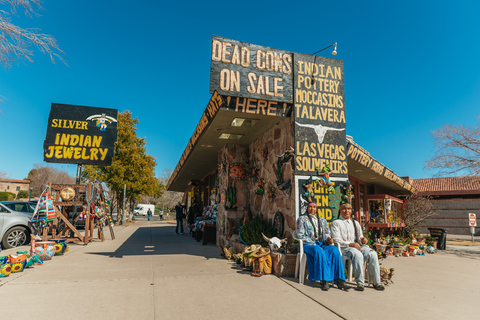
[339,180,354,204]
[31,186,56,229]
[225,187,237,210]
[315,164,335,194]
[255,178,266,195]
[229,163,246,180]
[303,176,315,203]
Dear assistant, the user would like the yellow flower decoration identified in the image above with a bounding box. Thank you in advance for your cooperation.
[1,264,11,277]
[11,263,24,273]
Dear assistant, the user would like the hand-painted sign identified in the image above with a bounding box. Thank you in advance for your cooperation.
[293,53,347,178]
[210,35,293,103]
[346,142,416,193]
[43,103,118,166]
[221,95,292,117]
[295,176,348,223]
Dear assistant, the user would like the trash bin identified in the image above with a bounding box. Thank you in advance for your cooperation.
[428,228,448,250]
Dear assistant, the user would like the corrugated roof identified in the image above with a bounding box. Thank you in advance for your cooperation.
[413,176,480,192]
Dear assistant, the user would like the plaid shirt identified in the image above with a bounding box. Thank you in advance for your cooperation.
[293,214,331,245]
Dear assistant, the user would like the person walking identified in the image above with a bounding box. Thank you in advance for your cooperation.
[147,208,152,221]
[175,202,185,234]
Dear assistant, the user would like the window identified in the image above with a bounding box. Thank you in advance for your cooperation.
[16,186,20,191]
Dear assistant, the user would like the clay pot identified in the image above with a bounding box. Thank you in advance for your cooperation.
[34,241,56,261]
[8,253,27,273]
[49,239,68,255]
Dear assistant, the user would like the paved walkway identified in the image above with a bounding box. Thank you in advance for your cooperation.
[0,220,479,320]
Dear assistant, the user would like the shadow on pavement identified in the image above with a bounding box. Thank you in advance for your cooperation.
[87,225,222,260]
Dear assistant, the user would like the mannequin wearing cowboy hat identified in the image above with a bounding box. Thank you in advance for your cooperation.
[251,247,272,277]
[331,203,385,291]
[242,244,261,271]
[293,201,350,291]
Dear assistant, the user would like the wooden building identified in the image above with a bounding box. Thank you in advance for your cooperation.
[414,176,480,235]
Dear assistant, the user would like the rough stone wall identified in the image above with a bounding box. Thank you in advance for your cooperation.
[216,116,297,247]
[248,117,296,240]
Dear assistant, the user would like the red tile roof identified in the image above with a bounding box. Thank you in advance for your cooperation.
[0,179,30,184]
[413,176,480,192]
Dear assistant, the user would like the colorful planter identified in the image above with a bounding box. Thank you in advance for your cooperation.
[34,241,56,261]
[375,244,387,253]
[9,253,27,273]
[49,239,68,255]
[0,256,11,277]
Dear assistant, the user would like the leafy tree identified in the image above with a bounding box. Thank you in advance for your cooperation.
[1,0,65,69]
[82,111,162,224]
[27,164,75,196]
[402,194,436,236]
[425,116,480,175]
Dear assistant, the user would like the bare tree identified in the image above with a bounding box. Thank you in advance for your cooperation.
[27,163,75,196]
[425,116,480,175]
[403,194,436,236]
[0,0,65,69]
[0,169,7,178]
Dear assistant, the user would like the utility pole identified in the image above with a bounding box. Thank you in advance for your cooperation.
[122,184,126,226]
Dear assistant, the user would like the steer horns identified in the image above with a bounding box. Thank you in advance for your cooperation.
[262,232,288,252]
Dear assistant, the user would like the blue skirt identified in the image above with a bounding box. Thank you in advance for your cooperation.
[303,242,345,282]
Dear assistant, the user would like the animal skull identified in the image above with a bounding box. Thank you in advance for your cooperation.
[262,233,288,252]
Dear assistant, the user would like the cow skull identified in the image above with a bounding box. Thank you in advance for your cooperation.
[262,233,288,252]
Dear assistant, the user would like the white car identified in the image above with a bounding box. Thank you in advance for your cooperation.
[0,201,35,249]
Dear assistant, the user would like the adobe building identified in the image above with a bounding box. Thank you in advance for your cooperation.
[0,178,31,197]
[167,36,415,247]
[413,176,480,235]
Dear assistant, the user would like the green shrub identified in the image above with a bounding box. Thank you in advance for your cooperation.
[16,190,30,199]
[239,218,275,246]
[0,192,15,201]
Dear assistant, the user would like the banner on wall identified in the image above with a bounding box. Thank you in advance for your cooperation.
[294,175,348,224]
[43,103,118,166]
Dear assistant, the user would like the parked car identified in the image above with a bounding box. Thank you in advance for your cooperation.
[0,201,35,249]
[1,201,36,218]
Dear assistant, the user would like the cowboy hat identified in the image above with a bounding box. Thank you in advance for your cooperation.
[252,247,271,258]
[243,244,261,254]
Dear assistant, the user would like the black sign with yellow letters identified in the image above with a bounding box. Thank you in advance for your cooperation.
[43,103,118,166]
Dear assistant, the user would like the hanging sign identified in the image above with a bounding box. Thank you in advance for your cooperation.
[293,53,347,178]
[43,103,118,166]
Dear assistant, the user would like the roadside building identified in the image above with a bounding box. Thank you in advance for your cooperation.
[413,176,480,235]
[0,178,30,197]
[167,36,415,248]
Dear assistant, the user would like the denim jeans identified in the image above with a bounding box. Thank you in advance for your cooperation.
[175,219,184,234]
[341,246,381,285]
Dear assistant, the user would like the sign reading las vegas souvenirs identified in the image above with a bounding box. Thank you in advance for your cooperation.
[43,103,118,166]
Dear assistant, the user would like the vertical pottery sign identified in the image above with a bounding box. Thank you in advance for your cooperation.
[293,53,347,178]
[210,35,293,103]
[43,103,118,166]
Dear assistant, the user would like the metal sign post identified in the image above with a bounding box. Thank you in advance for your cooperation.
[468,213,477,242]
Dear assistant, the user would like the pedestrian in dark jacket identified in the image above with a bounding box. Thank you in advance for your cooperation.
[175,202,184,234]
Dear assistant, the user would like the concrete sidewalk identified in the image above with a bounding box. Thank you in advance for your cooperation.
[0,220,479,320]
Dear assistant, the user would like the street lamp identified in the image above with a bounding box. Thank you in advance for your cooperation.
[29,186,33,201]
[312,42,337,55]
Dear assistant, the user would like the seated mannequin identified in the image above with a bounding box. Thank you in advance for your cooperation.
[293,202,350,291]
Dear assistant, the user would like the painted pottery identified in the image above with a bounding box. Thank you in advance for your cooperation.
[375,244,387,253]
[34,241,56,261]
[8,253,27,273]
[0,256,11,277]
[49,239,67,255]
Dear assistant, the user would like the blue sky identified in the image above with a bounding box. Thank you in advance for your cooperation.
[1,0,479,181]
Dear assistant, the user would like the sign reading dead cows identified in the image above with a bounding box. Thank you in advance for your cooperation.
[43,103,118,166]
[210,35,293,103]
[294,53,347,178]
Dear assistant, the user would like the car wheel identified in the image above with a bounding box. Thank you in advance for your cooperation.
[2,226,30,249]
